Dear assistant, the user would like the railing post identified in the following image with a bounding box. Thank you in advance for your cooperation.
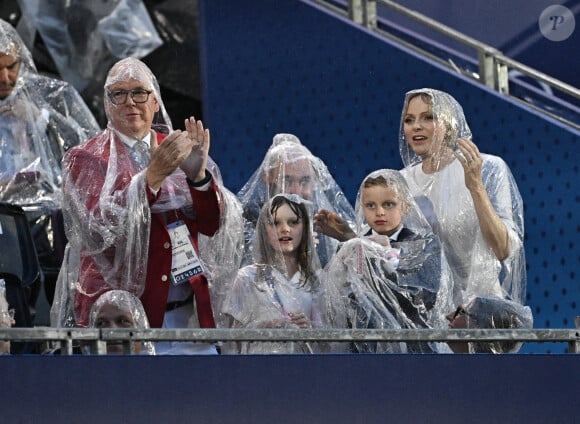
[496,61,509,95]
[477,47,509,95]
[478,47,497,89]
[349,0,377,29]
[95,340,107,355]
[364,0,377,29]
[349,0,363,24]
[570,316,580,354]
[64,333,74,356]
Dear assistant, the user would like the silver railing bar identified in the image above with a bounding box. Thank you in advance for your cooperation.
[495,54,580,98]
[375,0,511,93]
[1,327,577,344]
[374,0,579,99]
[102,328,580,346]
[311,0,580,107]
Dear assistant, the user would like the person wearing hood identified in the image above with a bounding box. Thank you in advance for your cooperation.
[51,57,224,355]
[223,194,326,354]
[0,19,100,305]
[398,88,526,307]
[321,169,453,353]
[238,133,355,268]
[316,89,526,308]
[86,290,155,355]
[446,295,533,354]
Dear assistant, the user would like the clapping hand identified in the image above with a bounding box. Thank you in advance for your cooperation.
[179,116,210,182]
[147,129,192,190]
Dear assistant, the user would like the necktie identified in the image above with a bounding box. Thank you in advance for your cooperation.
[131,139,150,167]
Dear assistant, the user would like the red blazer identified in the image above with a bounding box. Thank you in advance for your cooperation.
[64,131,221,327]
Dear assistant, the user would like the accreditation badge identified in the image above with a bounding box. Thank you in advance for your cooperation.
[167,220,204,285]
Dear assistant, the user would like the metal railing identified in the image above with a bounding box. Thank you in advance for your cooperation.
[310,0,580,127]
[1,327,578,355]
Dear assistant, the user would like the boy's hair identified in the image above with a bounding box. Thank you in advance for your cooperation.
[363,175,411,213]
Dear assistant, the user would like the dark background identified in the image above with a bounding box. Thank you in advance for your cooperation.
[0,0,202,128]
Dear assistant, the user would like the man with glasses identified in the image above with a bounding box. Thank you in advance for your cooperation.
[237,133,355,267]
[0,20,100,311]
[52,57,223,355]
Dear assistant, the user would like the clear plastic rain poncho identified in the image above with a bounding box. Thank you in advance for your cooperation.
[222,194,326,354]
[451,295,533,354]
[198,179,245,329]
[17,0,163,113]
[0,20,100,272]
[50,57,228,328]
[399,89,526,306]
[85,289,156,355]
[322,169,454,353]
[237,133,355,267]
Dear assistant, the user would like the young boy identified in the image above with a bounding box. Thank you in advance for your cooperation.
[321,169,453,353]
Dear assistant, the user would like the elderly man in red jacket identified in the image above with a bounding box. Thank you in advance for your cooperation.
[52,57,223,354]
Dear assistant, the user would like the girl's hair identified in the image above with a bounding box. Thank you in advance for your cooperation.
[269,195,312,281]
[255,194,316,287]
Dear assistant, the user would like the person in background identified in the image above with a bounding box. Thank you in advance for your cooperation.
[0,19,100,306]
[446,295,533,354]
[45,289,155,355]
[238,133,355,267]
[85,290,155,355]
[51,57,224,355]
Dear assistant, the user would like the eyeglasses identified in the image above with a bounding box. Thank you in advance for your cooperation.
[107,89,152,105]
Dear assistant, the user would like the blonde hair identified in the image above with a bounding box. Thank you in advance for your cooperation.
[363,175,411,213]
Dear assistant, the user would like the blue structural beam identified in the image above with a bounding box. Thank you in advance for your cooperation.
[197,0,579,353]
[2,354,579,423]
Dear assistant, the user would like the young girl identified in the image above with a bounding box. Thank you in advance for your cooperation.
[237,133,355,268]
[222,193,323,354]
[322,169,453,353]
